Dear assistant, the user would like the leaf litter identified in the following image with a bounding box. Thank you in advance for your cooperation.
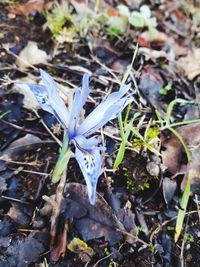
[0,1,200,266]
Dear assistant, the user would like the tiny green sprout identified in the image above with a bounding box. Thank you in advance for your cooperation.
[126,176,134,191]
[149,243,157,254]
[104,247,110,256]
[184,233,194,243]
[128,5,158,38]
[108,260,117,267]
[138,182,150,190]
[44,2,77,43]
[29,15,34,22]
[159,81,172,96]
[107,4,130,36]
[132,124,161,155]
[166,226,175,231]
[14,166,23,175]
[137,226,146,233]
[146,125,160,141]
[0,110,11,119]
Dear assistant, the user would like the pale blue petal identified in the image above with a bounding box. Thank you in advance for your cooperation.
[73,135,103,205]
[77,95,133,137]
[17,83,55,115]
[40,69,58,96]
[68,74,89,139]
[39,69,70,127]
[77,83,132,136]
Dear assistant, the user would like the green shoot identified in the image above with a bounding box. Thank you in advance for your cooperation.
[0,110,11,119]
[159,81,172,96]
[174,174,190,243]
[114,112,140,168]
[52,134,71,183]
[114,46,138,169]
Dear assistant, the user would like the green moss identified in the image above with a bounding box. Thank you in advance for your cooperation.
[123,169,150,193]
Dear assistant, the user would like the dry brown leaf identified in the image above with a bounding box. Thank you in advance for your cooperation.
[63,183,137,245]
[162,123,200,173]
[9,0,45,19]
[177,48,200,80]
[16,41,48,70]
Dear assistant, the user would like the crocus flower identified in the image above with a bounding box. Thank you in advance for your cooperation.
[19,69,133,204]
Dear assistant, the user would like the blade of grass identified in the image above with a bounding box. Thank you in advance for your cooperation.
[167,127,191,243]
[114,45,138,168]
[114,112,140,168]
[174,174,190,243]
[0,110,11,119]
[166,99,194,126]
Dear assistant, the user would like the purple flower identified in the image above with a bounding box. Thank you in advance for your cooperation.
[19,69,133,204]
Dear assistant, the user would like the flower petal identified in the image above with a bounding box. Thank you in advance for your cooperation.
[17,83,55,115]
[77,83,133,136]
[39,69,70,127]
[73,135,103,205]
[68,74,90,139]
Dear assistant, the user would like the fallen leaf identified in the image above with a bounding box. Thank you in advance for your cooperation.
[162,123,200,173]
[188,146,200,195]
[63,183,133,245]
[7,203,31,227]
[1,134,53,159]
[0,232,49,267]
[16,41,48,70]
[139,68,165,114]
[68,237,94,263]
[139,47,175,61]
[162,177,177,206]
[9,0,45,19]
[177,48,200,80]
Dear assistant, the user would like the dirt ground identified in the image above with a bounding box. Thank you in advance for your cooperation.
[0,1,200,266]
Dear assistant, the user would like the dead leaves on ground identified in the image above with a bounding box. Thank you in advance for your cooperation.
[63,183,137,245]
[177,48,200,80]
[8,0,51,19]
[162,123,200,195]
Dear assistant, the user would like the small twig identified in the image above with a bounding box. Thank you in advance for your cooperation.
[1,195,31,205]
[9,167,50,176]
[0,158,42,167]
[92,252,113,267]
[33,110,62,147]
[180,213,190,267]
[43,167,67,247]
[150,210,198,242]
[0,119,49,136]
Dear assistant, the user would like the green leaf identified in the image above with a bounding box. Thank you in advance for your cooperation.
[159,81,172,96]
[166,98,194,126]
[117,4,130,17]
[174,175,190,243]
[140,5,151,19]
[0,110,11,119]
[147,17,157,28]
[52,148,72,183]
[129,12,145,28]
[108,17,127,35]
[114,113,140,169]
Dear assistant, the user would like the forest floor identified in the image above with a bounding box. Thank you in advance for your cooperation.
[0,1,200,266]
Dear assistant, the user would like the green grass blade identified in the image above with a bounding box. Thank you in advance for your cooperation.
[167,127,191,242]
[166,99,194,126]
[0,110,11,119]
[174,175,190,243]
[52,148,72,183]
